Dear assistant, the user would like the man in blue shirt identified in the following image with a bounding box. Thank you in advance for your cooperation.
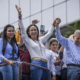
[53,18,80,80]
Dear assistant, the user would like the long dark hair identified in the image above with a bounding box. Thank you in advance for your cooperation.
[26,24,39,40]
[2,24,17,55]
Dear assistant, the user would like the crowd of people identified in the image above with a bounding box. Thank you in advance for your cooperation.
[0,5,80,80]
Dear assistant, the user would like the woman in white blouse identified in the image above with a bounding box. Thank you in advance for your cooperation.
[16,5,56,80]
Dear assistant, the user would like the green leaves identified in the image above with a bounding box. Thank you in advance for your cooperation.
[61,20,80,38]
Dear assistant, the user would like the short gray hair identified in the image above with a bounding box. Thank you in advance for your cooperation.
[74,30,80,35]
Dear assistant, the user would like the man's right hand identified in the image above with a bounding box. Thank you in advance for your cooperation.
[53,18,61,28]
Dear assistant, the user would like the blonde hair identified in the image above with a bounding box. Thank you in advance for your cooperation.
[69,34,74,41]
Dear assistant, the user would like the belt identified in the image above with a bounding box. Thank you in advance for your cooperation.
[32,58,48,63]
[67,64,80,67]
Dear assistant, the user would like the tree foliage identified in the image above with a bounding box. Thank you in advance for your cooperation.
[61,20,80,37]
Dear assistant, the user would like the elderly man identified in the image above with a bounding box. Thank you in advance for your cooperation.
[53,18,80,80]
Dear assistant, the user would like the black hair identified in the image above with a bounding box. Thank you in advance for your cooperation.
[49,38,58,46]
[2,24,18,55]
[0,32,3,38]
[26,24,39,40]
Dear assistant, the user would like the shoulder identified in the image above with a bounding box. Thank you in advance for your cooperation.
[46,49,54,56]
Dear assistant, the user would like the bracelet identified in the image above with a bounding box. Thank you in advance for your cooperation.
[18,15,22,19]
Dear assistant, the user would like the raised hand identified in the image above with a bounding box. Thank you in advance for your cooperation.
[53,18,61,28]
[15,5,22,19]
[55,18,61,25]
[32,19,39,24]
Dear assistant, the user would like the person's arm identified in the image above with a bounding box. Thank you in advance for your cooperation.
[48,52,56,76]
[0,39,14,65]
[53,18,69,48]
[3,58,14,65]
[51,55,57,80]
[15,5,34,47]
[39,24,55,44]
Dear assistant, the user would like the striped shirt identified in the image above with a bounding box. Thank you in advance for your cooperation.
[55,28,80,64]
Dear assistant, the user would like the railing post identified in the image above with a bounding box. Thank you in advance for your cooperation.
[17,62,22,80]
[15,61,51,80]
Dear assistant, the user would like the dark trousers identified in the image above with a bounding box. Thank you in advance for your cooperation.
[61,68,67,80]
[0,72,3,80]
[56,75,61,80]
[22,73,30,80]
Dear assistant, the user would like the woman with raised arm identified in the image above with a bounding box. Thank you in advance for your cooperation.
[16,5,55,80]
[0,24,20,80]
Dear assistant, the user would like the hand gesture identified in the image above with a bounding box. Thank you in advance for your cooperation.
[53,18,61,28]
[15,5,22,19]
[32,19,39,24]
[8,60,14,65]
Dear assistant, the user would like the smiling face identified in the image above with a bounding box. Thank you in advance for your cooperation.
[27,25,39,40]
[50,41,59,52]
[73,30,80,46]
[73,34,80,46]
[6,27,15,41]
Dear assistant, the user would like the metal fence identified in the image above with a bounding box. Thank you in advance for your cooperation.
[14,61,51,80]
[0,61,51,80]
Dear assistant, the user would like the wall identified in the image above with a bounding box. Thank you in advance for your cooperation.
[0,0,80,32]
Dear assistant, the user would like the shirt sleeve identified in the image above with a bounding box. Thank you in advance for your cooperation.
[39,26,55,44]
[19,19,36,47]
[47,52,56,75]
[55,28,69,48]
[51,55,56,75]
[0,39,5,62]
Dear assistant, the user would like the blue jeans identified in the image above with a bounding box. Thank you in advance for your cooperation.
[67,66,80,80]
[0,64,18,80]
[30,60,50,80]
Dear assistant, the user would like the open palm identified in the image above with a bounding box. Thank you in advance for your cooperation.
[15,5,21,15]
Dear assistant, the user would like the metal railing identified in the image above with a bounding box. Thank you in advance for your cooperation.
[14,61,51,80]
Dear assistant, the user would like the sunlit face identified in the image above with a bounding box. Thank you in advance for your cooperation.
[28,26,38,40]
[6,27,15,40]
[50,41,59,52]
[73,34,80,46]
